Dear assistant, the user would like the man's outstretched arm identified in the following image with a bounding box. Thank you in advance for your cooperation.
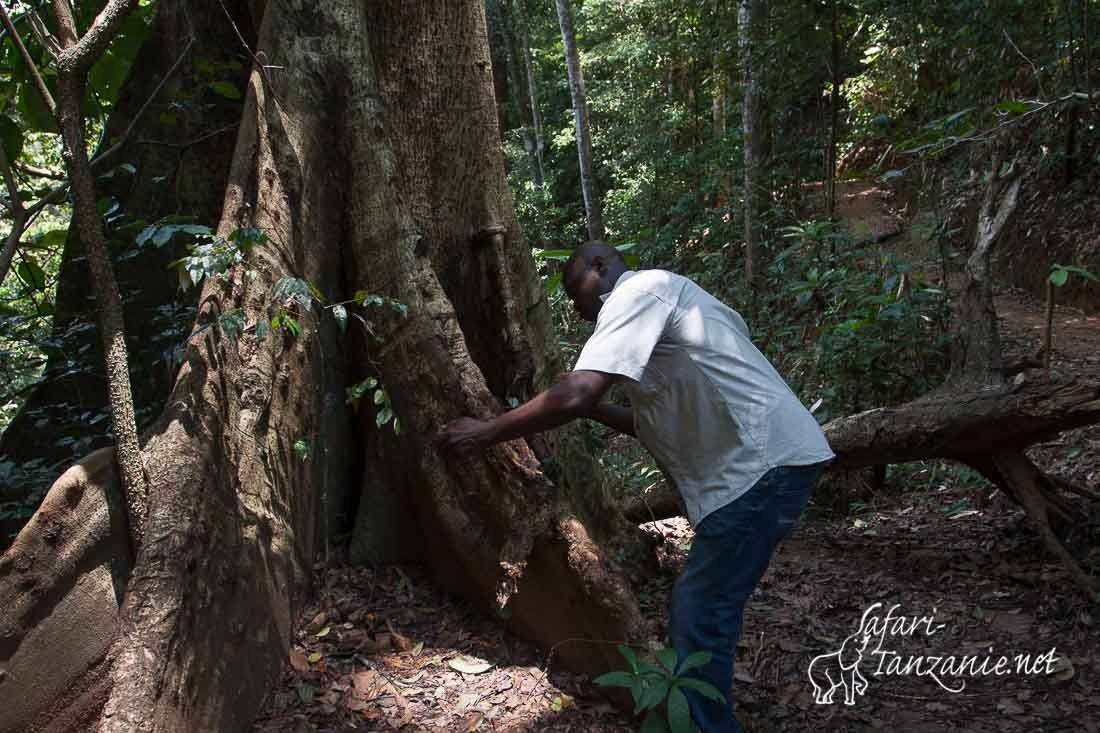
[585,403,635,437]
[437,370,617,458]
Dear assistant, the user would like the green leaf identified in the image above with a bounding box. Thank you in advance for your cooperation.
[655,648,679,675]
[544,272,563,294]
[635,679,670,714]
[1049,268,1069,287]
[593,671,635,689]
[373,389,385,405]
[282,316,302,337]
[0,114,24,161]
[208,81,242,99]
[27,229,68,251]
[375,406,393,427]
[136,223,212,248]
[16,260,46,290]
[675,677,726,704]
[293,439,310,460]
[666,687,693,733]
[995,99,1031,116]
[332,304,347,335]
[295,683,315,703]
[640,710,670,733]
[1053,265,1099,283]
[218,310,246,340]
[16,80,57,133]
[617,644,639,673]
[532,247,573,261]
[272,277,315,307]
[676,651,712,675]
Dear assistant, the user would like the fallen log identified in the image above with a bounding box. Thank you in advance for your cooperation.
[825,370,1100,466]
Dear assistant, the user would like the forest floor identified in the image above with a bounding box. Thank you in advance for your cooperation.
[253,182,1100,732]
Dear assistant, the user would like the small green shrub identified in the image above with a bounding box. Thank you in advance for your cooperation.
[595,644,725,733]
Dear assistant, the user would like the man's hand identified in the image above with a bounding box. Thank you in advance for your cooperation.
[436,371,616,460]
[436,417,496,459]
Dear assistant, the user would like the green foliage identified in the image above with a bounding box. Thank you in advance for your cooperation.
[752,225,948,419]
[594,644,723,733]
[1049,264,1099,288]
[345,376,399,434]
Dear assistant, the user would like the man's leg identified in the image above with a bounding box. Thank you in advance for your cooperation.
[668,464,823,732]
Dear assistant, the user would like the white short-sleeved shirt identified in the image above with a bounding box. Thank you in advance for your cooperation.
[573,270,834,526]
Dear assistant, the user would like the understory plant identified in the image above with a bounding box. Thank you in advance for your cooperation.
[595,644,725,733]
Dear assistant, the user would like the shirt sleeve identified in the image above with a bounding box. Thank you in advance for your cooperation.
[573,287,675,382]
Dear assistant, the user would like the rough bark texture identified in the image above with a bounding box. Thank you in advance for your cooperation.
[55,56,147,548]
[1,1,646,729]
[824,371,1100,466]
[555,0,604,241]
[950,161,1020,386]
[0,0,252,547]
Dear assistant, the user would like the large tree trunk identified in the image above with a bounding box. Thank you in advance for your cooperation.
[0,0,252,548]
[1,1,646,729]
[554,0,605,241]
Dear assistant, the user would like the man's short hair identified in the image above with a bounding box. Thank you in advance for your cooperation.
[563,240,622,281]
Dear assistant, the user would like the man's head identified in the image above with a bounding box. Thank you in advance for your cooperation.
[562,240,628,322]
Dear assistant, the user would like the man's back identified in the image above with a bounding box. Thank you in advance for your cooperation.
[574,269,834,525]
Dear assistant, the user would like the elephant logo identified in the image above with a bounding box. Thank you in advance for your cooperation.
[807,630,874,705]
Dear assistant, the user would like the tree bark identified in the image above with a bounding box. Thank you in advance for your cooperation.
[1,1,646,729]
[554,0,604,241]
[824,371,1100,466]
[950,158,1020,386]
[739,0,766,284]
[0,0,252,548]
[54,52,147,550]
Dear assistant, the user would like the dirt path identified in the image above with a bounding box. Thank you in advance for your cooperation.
[834,179,1100,370]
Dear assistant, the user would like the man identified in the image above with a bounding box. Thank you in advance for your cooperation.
[438,240,833,732]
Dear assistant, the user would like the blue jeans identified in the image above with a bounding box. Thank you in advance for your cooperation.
[668,463,825,733]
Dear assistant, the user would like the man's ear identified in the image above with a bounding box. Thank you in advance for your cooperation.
[592,255,606,276]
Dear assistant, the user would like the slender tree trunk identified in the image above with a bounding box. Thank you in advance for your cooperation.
[498,0,542,186]
[554,0,604,241]
[739,0,766,285]
[712,51,731,207]
[519,6,547,186]
[39,0,151,549]
[826,0,840,221]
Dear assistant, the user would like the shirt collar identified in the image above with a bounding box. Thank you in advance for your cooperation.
[599,270,636,302]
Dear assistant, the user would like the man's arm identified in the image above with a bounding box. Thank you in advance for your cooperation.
[437,370,617,458]
[585,402,635,437]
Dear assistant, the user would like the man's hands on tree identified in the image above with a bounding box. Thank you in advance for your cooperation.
[436,370,619,459]
[435,417,496,460]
